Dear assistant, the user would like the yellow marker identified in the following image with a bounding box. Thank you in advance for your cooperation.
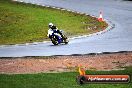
[78,66,85,75]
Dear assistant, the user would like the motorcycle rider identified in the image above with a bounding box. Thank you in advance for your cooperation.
[47,23,64,39]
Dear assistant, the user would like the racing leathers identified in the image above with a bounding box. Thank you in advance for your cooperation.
[47,25,64,39]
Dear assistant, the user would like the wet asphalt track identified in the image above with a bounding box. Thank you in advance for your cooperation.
[0,0,132,57]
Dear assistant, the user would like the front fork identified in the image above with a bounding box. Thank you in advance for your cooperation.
[51,35,62,44]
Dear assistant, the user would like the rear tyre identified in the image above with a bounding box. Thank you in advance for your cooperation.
[64,39,69,44]
[63,35,69,44]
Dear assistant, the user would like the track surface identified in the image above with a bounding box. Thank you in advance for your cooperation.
[0,0,132,57]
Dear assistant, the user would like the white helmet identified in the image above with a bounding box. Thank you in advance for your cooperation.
[49,23,53,28]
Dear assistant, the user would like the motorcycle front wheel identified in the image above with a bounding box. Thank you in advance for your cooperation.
[51,37,59,45]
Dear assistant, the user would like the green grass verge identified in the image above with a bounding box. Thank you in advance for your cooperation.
[0,0,107,45]
[0,67,132,88]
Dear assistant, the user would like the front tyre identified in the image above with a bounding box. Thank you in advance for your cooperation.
[51,37,59,45]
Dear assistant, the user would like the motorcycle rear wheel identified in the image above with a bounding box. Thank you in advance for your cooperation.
[63,35,69,44]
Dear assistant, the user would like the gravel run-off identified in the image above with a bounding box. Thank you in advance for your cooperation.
[0,52,132,74]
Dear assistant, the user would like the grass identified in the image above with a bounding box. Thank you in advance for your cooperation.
[0,0,107,45]
[0,67,132,88]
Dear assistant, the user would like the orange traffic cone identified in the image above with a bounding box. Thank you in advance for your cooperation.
[98,11,103,22]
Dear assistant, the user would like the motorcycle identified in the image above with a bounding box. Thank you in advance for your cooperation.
[49,30,69,45]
